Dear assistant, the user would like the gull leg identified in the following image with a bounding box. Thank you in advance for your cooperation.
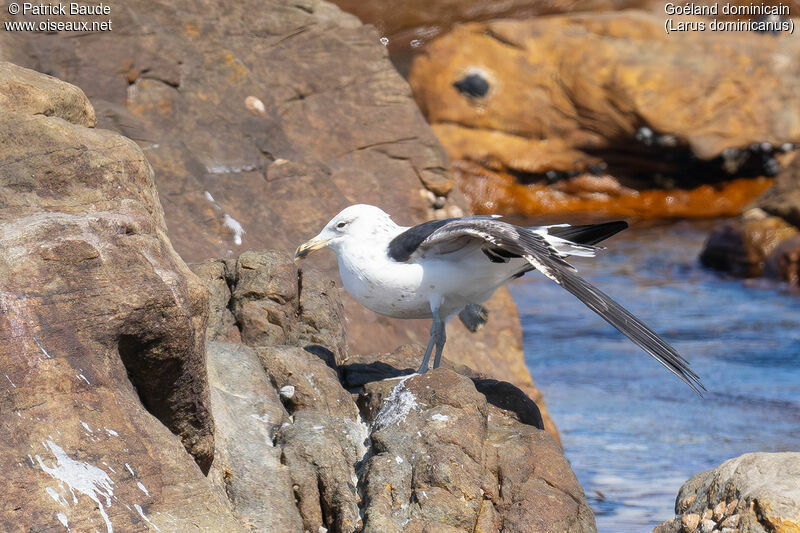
[432,315,447,369]
[417,321,438,374]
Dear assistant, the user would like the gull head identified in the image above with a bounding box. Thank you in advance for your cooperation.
[295,204,394,260]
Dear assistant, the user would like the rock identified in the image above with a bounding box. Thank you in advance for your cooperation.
[357,368,595,532]
[702,155,800,283]
[0,62,243,532]
[201,320,585,531]
[0,0,547,441]
[409,11,800,217]
[192,250,561,442]
[206,341,303,531]
[192,250,348,364]
[699,215,797,277]
[765,233,800,285]
[682,513,701,531]
[654,452,800,533]
[258,345,366,533]
[757,154,800,228]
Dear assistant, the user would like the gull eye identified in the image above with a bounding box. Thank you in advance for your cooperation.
[336,221,347,229]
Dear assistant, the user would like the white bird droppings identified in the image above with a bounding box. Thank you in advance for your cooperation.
[395,456,403,464]
[223,214,245,246]
[57,512,69,530]
[279,385,295,399]
[137,481,150,496]
[105,429,118,437]
[204,191,215,203]
[81,422,92,433]
[250,414,269,423]
[36,441,114,533]
[5,374,16,387]
[125,463,135,477]
[431,413,449,422]
[33,336,51,358]
[372,377,419,430]
[134,504,159,531]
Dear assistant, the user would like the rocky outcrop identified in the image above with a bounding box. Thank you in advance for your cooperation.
[0,0,547,436]
[0,61,244,532]
[654,452,800,533]
[193,250,560,440]
[701,155,800,283]
[0,59,589,533]
[203,338,597,532]
[409,11,799,218]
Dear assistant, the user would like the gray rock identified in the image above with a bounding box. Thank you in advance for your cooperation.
[207,341,303,531]
[654,452,800,533]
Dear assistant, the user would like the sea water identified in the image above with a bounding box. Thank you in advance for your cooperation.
[515,219,800,531]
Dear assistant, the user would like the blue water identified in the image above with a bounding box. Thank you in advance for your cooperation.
[513,219,800,532]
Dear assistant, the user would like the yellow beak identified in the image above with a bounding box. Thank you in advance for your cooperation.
[294,236,331,260]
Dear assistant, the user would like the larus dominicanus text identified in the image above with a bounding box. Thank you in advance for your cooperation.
[295,204,705,395]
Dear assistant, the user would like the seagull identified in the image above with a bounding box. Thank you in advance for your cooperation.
[295,204,705,395]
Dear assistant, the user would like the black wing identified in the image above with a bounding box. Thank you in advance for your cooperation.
[388,215,499,262]
[410,218,706,396]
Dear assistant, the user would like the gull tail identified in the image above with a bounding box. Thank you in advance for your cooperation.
[556,268,706,396]
[544,221,629,246]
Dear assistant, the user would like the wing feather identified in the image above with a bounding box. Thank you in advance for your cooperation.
[404,218,705,395]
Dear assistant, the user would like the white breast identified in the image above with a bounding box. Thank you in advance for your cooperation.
[336,239,432,319]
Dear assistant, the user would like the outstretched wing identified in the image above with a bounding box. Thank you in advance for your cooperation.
[390,218,706,396]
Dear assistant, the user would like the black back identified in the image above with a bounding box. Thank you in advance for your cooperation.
[388,216,495,262]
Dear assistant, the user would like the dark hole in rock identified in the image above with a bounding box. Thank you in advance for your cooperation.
[117,335,183,443]
[453,73,490,98]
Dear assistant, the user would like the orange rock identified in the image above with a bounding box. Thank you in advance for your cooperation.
[410,11,800,217]
[454,159,773,218]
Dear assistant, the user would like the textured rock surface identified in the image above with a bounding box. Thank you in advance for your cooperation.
[192,254,591,531]
[409,11,799,217]
[206,342,594,532]
[702,155,800,282]
[0,61,244,532]
[654,453,800,533]
[0,0,547,435]
[699,213,797,278]
[192,250,560,442]
[356,368,594,532]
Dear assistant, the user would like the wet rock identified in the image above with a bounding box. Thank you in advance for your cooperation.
[699,215,797,277]
[765,234,800,285]
[409,11,800,217]
[701,155,800,283]
[654,452,800,533]
[0,61,242,532]
[755,154,800,228]
[0,0,543,439]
